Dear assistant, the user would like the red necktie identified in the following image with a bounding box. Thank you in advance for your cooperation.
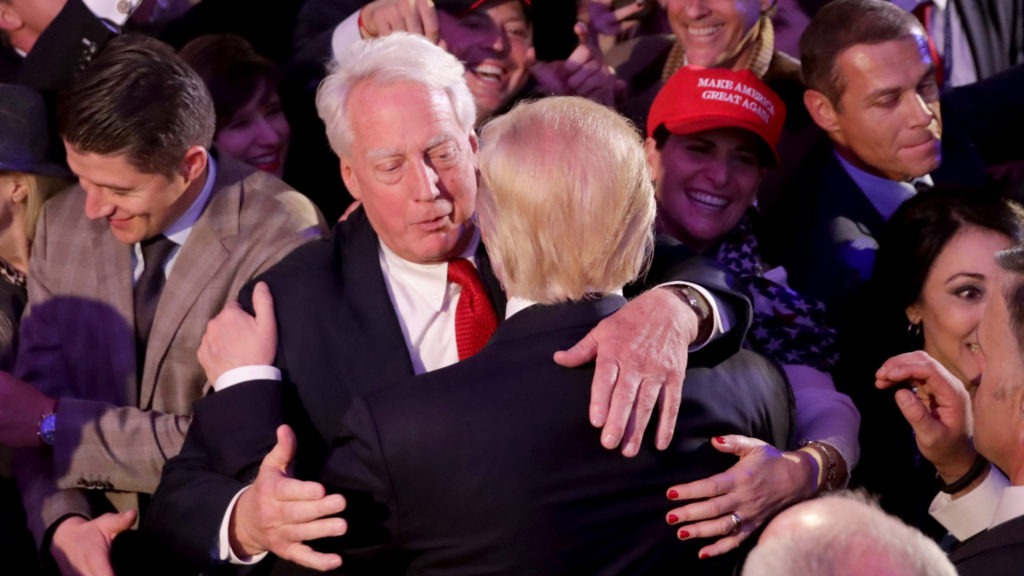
[912,2,945,88]
[447,258,498,360]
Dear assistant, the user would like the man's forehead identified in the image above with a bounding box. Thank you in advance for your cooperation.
[837,36,929,82]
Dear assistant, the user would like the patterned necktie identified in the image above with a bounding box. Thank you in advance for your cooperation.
[134,234,177,346]
[447,258,498,360]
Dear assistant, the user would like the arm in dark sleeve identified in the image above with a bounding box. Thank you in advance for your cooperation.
[629,234,753,363]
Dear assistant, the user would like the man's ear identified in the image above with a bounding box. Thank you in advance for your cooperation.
[180,145,208,183]
[0,4,23,34]
[804,89,841,134]
[340,157,362,200]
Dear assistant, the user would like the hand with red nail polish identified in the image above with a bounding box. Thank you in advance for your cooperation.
[663,434,818,558]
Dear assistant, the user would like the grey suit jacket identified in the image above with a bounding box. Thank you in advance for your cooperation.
[13,155,325,543]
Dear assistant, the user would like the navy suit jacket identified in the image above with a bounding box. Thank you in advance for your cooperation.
[949,514,1024,576]
[147,209,755,572]
[763,133,986,318]
[319,296,792,575]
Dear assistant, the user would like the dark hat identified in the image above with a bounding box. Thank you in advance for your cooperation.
[0,84,73,178]
[438,0,531,16]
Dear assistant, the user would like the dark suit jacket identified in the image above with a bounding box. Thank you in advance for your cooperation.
[147,209,754,572]
[949,514,1024,576]
[761,133,986,318]
[318,296,792,575]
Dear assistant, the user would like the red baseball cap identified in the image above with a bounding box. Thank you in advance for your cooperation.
[647,66,786,164]
[442,0,531,16]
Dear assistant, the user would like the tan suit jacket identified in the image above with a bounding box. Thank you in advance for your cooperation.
[13,155,326,543]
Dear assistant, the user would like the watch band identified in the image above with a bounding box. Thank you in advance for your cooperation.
[674,286,713,344]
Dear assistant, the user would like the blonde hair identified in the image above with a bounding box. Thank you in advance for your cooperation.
[477,97,655,303]
[24,174,70,243]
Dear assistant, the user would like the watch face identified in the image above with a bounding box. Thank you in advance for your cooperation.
[40,413,56,446]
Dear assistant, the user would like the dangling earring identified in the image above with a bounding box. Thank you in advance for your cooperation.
[907,321,922,338]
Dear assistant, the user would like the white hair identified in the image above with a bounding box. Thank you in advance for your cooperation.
[743,492,957,576]
[315,32,477,156]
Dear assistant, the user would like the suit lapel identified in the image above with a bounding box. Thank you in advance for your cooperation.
[138,163,236,407]
[951,514,1024,565]
[336,210,416,387]
[90,226,136,403]
[475,242,507,319]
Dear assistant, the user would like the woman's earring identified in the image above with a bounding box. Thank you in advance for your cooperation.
[907,321,923,338]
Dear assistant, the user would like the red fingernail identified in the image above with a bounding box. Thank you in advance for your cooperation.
[714,436,726,444]
[699,552,709,560]
[678,529,690,539]
[667,514,678,524]
[667,489,678,499]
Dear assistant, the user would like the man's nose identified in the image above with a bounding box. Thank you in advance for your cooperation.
[82,183,115,220]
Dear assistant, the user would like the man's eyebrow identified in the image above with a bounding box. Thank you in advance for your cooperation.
[366,148,403,161]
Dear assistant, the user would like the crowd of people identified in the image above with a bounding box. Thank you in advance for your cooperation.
[0,0,1022,574]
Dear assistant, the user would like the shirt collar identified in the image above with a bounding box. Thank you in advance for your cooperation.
[834,150,919,221]
[378,225,481,312]
[991,484,1024,528]
[162,154,217,247]
[505,289,625,320]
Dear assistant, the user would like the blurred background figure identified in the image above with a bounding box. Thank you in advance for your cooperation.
[0,82,74,576]
[837,187,1024,539]
[890,0,1022,89]
[180,34,290,179]
[743,491,958,575]
[647,64,859,558]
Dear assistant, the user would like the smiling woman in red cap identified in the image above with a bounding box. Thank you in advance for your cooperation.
[646,65,862,559]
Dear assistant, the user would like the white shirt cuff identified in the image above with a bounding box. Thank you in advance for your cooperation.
[82,0,139,25]
[930,465,1008,541]
[656,281,728,351]
[213,365,281,392]
[331,10,363,59]
[218,485,268,565]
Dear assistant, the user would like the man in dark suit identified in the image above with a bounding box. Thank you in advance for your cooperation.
[3,34,324,575]
[147,33,761,573]
[762,0,986,315]
[875,243,1024,575]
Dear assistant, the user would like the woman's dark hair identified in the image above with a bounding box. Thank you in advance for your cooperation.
[871,186,1024,349]
[179,34,280,133]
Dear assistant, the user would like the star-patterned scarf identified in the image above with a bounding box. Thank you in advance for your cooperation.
[713,213,838,371]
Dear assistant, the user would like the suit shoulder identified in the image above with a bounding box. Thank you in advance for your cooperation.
[232,169,326,235]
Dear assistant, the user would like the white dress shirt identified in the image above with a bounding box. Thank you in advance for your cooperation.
[931,466,1012,541]
[835,151,924,222]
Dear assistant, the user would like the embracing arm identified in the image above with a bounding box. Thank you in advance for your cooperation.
[556,240,751,456]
